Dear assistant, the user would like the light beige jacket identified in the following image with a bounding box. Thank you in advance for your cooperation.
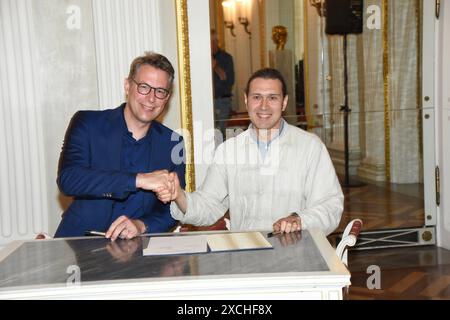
[171,122,344,235]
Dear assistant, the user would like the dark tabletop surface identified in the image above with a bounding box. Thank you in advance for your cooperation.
[0,230,328,289]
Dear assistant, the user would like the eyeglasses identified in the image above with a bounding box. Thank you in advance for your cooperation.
[131,78,170,99]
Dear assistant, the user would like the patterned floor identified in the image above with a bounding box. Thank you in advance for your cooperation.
[347,246,450,300]
[332,181,440,300]
[336,182,425,233]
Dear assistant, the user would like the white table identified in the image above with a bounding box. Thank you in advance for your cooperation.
[0,229,350,299]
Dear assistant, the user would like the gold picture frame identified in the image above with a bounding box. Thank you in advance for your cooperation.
[175,0,196,192]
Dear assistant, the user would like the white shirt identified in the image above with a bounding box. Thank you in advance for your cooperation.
[171,122,344,235]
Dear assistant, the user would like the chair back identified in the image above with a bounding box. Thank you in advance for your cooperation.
[336,219,362,266]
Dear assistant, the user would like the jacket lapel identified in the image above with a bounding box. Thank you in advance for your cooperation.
[101,104,126,171]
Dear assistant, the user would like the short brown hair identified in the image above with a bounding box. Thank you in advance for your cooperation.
[245,68,287,97]
[128,52,175,87]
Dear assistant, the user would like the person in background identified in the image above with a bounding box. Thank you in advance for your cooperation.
[211,29,235,138]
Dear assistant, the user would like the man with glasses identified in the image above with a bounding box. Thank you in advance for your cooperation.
[157,68,343,235]
[55,52,185,241]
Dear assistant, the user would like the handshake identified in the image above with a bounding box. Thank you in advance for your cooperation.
[136,170,182,204]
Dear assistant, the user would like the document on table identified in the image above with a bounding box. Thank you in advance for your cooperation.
[143,235,208,256]
[206,232,273,252]
[143,232,272,256]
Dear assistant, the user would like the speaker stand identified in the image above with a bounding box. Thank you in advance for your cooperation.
[340,35,365,189]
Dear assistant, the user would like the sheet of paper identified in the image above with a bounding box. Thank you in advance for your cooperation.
[206,232,273,252]
[143,235,208,256]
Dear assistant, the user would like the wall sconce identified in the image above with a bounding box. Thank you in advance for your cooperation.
[236,0,251,36]
[222,0,236,37]
[310,0,325,17]
[238,17,251,36]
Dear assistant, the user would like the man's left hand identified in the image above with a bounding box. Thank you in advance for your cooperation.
[106,216,145,241]
[273,213,302,234]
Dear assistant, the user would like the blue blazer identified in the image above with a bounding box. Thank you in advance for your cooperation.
[54,104,185,237]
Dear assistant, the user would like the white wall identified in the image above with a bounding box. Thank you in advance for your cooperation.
[437,0,450,249]
[187,0,216,188]
[0,0,185,246]
[0,0,100,245]
[37,0,100,235]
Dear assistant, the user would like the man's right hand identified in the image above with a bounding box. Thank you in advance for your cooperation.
[136,170,171,191]
[154,172,187,213]
[155,172,181,203]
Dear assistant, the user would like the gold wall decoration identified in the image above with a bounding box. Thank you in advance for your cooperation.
[303,0,311,129]
[258,0,267,68]
[175,0,196,191]
[416,0,423,159]
[382,0,391,181]
[271,25,288,50]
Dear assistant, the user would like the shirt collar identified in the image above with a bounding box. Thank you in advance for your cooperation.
[248,118,286,145]
[120,105,152,144]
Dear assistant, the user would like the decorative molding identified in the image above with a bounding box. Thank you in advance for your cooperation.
[0,0,48,243]
[175,0,196,192]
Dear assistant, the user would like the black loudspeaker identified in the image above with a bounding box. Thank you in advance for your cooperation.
[325,0,363,35]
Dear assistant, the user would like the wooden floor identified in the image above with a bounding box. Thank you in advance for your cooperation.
[332,180,439,299]
[335,181,425,233]
[347,245,450,300]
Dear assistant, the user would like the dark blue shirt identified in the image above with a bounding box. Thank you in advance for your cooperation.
[110,112,153,225]
[213,49,235,99]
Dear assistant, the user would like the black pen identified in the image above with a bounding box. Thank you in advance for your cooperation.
[85,230,107,237]
[267,231,282,238]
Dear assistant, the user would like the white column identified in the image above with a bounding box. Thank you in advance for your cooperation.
[0,0,48,245]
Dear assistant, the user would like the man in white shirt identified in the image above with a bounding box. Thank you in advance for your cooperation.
[157,68,343,235]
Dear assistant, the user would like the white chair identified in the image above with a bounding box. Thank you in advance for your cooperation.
[336,219,362,267]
